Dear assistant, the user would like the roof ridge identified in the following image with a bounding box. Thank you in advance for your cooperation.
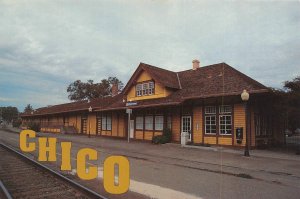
[140,62,177,74]
[177,62,225,73]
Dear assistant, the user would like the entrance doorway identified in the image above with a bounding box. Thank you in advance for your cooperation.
[130,120,134,138]
[182,116,192,142]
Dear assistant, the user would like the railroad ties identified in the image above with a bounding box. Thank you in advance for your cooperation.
[0,143,107,199]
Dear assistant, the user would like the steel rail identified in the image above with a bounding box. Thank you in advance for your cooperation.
[0,142,108,199]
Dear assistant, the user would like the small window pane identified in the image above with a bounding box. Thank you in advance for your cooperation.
[205,115,216,134]
[145,116,153,130]
[155,116,164,131]
[205,106,216,114]
[106,115,112,131]
[136,116,144,130]
[102,116,107,130]
[219,105,232,114]
[219,115,231,135]
[143,83,148,95]
[136,84,142,96]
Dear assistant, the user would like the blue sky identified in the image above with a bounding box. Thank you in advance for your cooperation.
[0,0,299,111]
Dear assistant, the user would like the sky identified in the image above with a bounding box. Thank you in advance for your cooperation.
[0,0,299,111]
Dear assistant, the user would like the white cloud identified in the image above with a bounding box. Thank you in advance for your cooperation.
[0,0,299,109]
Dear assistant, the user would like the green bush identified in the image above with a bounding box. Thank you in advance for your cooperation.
[27,122,41,132]
[12,119,22,127]
[152,128,172,144]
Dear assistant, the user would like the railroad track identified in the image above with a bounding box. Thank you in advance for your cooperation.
[0,143,107,199]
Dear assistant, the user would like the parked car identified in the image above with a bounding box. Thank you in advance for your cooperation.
[285,129,293,137]
[294,128,300,135]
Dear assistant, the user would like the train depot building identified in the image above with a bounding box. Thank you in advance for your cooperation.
[21,60,284,148]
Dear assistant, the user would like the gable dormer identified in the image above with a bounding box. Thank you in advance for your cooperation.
[123,63,181,101]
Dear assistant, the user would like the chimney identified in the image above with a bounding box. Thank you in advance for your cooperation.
[192,59,200,70]
[111,83,118,96]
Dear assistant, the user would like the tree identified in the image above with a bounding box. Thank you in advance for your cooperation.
[283,76,300,132]
[270,76,300,133]
[67,77,123,101]
[24,104,33,113]
[0,106,19,123]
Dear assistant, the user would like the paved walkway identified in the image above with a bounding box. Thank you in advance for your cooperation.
[6,126,299,162]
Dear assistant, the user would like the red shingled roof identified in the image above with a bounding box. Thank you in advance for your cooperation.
[21,62,269,117]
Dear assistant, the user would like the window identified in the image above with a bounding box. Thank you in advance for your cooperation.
[142,83,148,95]
[219,115,231,135]
[155,116,164,131]
[106,115,112,130]
[148,81,154,95]
[205,106,216,134]
[205,115,216,134]
[136,116,143,130]
[102,116,106,130]
[205,106,216,114]
[219,105,232,114]
[145,115,153,130]
[136,81,154,96]
[102,114,112,131]
[136,84,142,96]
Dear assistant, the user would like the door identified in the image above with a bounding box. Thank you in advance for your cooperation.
[81,117,87,134]
[130,120,134,138]
[182,116,192,141]
[96,117,101,135]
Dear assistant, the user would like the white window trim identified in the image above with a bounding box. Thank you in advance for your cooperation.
[205,106,216,114]
[219,115,232,135]
[205,115,216,135]
[145,115,153,130]
[155,115,164,131]
[219,105,232,114]
[136,116,144,130]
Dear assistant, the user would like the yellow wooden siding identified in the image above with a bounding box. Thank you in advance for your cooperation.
[111,113,118,136]
[87,113,96,135]
[172,110,181,142]
[250,108,256,147]
[126,70,172,101]
[234,104,246,146]
[154,132,162,136]
[204,137,217,145]
[218,137,232,145]
[193,106,203,144]
[135,131,143,140]
[69,116,77,127]
[144,131,153,140]
[118,115,125,137]
[76,115,81,133]
[102,130,112,136]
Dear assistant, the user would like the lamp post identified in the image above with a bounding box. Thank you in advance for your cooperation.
[241,89,250,157]
[88,106,92,138]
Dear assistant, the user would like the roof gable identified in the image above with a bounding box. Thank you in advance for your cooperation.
[122,63,180,94]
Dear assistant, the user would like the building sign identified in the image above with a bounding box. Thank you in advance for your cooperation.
[126,101,137,106]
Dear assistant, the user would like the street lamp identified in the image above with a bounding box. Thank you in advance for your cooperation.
[88,106,92,138]
[241,89,250,157]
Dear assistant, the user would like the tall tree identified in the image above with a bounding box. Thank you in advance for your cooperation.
[283,76,300,131]
[0,106,19,123]
[270,76,300,132]
[24,104,33,113]
[67,77,123,101]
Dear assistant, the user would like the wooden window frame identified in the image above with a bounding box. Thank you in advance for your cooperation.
[135,116,144,130]
[135,81,155,97]
[101,113,112,131]
[154,115,164,131]
[145,115,154,130]
[205,115,217,135]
